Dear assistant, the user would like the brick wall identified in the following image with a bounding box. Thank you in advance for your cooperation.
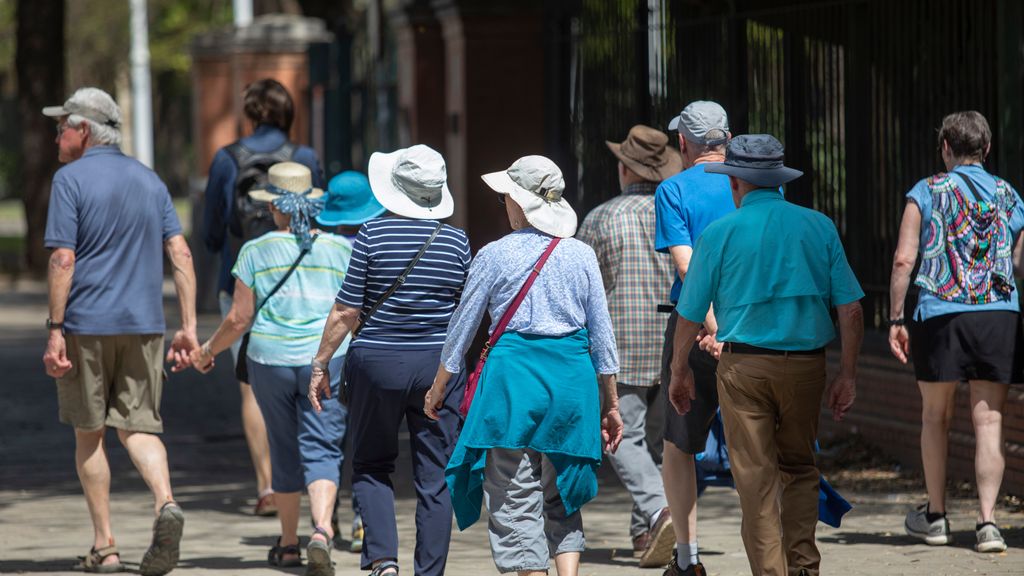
[822,333,1024,496]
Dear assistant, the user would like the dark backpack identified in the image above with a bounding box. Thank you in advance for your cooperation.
[226,141,299,243]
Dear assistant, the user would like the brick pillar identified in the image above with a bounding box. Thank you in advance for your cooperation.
[432,0,546,248]
[391,0,446,153]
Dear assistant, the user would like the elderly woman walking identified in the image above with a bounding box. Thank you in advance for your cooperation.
[190,162,351,576]
[309,144,470,576]
[425,156,623,576]
[889,111,1024,553]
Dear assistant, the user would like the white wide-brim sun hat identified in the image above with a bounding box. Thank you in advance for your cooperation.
[481,155,577,238]
[248,161,324,202]
[368,144,454,220]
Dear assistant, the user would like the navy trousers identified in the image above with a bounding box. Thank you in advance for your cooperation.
[344,346,465,575]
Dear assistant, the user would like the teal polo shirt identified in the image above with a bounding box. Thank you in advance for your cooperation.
[676,189,864,350]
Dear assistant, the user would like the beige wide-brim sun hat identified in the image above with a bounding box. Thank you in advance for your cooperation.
[367,144,454,220]
[249,161,324,202]
[481,155,577,238]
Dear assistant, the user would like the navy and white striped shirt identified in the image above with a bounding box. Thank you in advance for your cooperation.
[336,217,472,349]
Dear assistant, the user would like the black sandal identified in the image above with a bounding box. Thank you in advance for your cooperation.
[268,537,302,567]
[305,526,334,576]
[369,559,399,576]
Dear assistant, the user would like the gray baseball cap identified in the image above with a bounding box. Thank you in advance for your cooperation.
[42,87,121,128]
[667,100,729,146]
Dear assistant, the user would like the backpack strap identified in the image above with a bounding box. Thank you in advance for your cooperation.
[225,141,253,168]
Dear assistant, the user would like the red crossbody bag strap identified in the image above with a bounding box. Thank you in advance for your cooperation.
[459,238,561,416]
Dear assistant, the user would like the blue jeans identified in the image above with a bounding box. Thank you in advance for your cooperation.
[248,356,347,492]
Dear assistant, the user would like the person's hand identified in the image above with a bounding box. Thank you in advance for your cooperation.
[668,365,696,415]
[827,372,856,421]
[188,343,215,374]
[698,332,723,359]
[888,325,910,364]
[424,382,446,421]
[167,328,199,373]
[308,365,331,413]
[601,407,623,454]
[42,331,72,378]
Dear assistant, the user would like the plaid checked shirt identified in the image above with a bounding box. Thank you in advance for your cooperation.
[576,182,674,387]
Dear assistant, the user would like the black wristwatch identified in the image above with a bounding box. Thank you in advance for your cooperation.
[46,318,65,332]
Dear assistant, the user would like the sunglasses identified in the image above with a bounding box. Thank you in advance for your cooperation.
[497,194,506,206]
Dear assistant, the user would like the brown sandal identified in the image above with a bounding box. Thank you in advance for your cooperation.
[78,544,122,573]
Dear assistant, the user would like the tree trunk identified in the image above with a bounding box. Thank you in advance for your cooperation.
[16,0,64,275]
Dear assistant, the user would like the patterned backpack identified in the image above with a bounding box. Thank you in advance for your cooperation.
[914,172,1016,304]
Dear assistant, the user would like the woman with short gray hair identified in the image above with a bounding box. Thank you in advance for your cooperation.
[426,155,623,576]
[889,110,1024,553]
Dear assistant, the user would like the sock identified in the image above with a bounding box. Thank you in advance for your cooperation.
[676,542,699,568]
[976,521,996,531]
[649,508,664,528]
[925,504,945,524]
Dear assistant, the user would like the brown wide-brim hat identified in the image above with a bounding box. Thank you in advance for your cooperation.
[606,124,683,182]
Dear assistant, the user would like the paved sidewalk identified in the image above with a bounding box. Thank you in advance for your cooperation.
[1,281,1022,575]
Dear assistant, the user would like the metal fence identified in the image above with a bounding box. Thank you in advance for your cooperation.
[566,0,1019,327]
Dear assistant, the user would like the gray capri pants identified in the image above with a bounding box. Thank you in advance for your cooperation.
[483,447,585,573]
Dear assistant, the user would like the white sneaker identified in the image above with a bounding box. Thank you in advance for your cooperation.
[976,522,1007,553]
[904,504,951,545]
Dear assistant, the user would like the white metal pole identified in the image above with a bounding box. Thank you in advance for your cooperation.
[129,0,154,168]
[233,0,253,27]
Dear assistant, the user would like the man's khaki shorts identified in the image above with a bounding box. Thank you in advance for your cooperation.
[56,333,165,433]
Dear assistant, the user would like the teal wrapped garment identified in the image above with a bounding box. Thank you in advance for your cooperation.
[446,329,601,530]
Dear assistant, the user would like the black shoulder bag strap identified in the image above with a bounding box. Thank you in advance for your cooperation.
[956,171,983,203]
[352,222,444,339]
[255,234,318,315]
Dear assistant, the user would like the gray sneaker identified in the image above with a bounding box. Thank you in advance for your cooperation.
[975,522,1007,553]
[904,504,951,545]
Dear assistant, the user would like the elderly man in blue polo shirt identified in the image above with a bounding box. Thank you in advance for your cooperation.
[667,135,863,576]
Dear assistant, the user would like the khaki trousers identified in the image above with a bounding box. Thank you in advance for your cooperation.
[716,352,826,576]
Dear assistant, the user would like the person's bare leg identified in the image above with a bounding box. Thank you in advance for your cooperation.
[116,430,173,513]
[517,572,547,576]
[275,491,301,561]
[553,551,580,576]
[308,479,337,540]
[240,382,273,495]
[76,427,120,568]
[969,380,1008,524]
[663,441,698,560]
[918,381,957,513]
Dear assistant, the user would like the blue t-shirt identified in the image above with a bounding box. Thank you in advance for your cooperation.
[654,163,736,302]
[677,190,864,350]
[233,232,353,366]
[44,146,182,335]
[202,124,324,295]
[336,217,472,350]
[907,164,1024,321]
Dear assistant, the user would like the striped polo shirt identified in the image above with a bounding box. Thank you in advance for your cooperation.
[337,217,472,349]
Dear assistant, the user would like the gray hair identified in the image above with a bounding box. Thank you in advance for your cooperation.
[65,87,122,146]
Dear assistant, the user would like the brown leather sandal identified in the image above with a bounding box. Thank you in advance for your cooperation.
[78,544,122,573]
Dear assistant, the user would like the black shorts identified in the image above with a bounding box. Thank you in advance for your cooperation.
[909,310,1023,384]
[661,312,720,454]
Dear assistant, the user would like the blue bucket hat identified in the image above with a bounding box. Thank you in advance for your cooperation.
[317,171,387,226]
[705,134,803,187]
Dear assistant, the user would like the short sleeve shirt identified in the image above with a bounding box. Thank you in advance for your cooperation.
[906,164,1024,321]
[233,231,353,366]
[336,217,472,350]
[654,164,736,302]
[44,146,182,334]
[676,189,864,350]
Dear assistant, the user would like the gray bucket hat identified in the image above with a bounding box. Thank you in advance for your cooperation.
[704,134,803,187]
